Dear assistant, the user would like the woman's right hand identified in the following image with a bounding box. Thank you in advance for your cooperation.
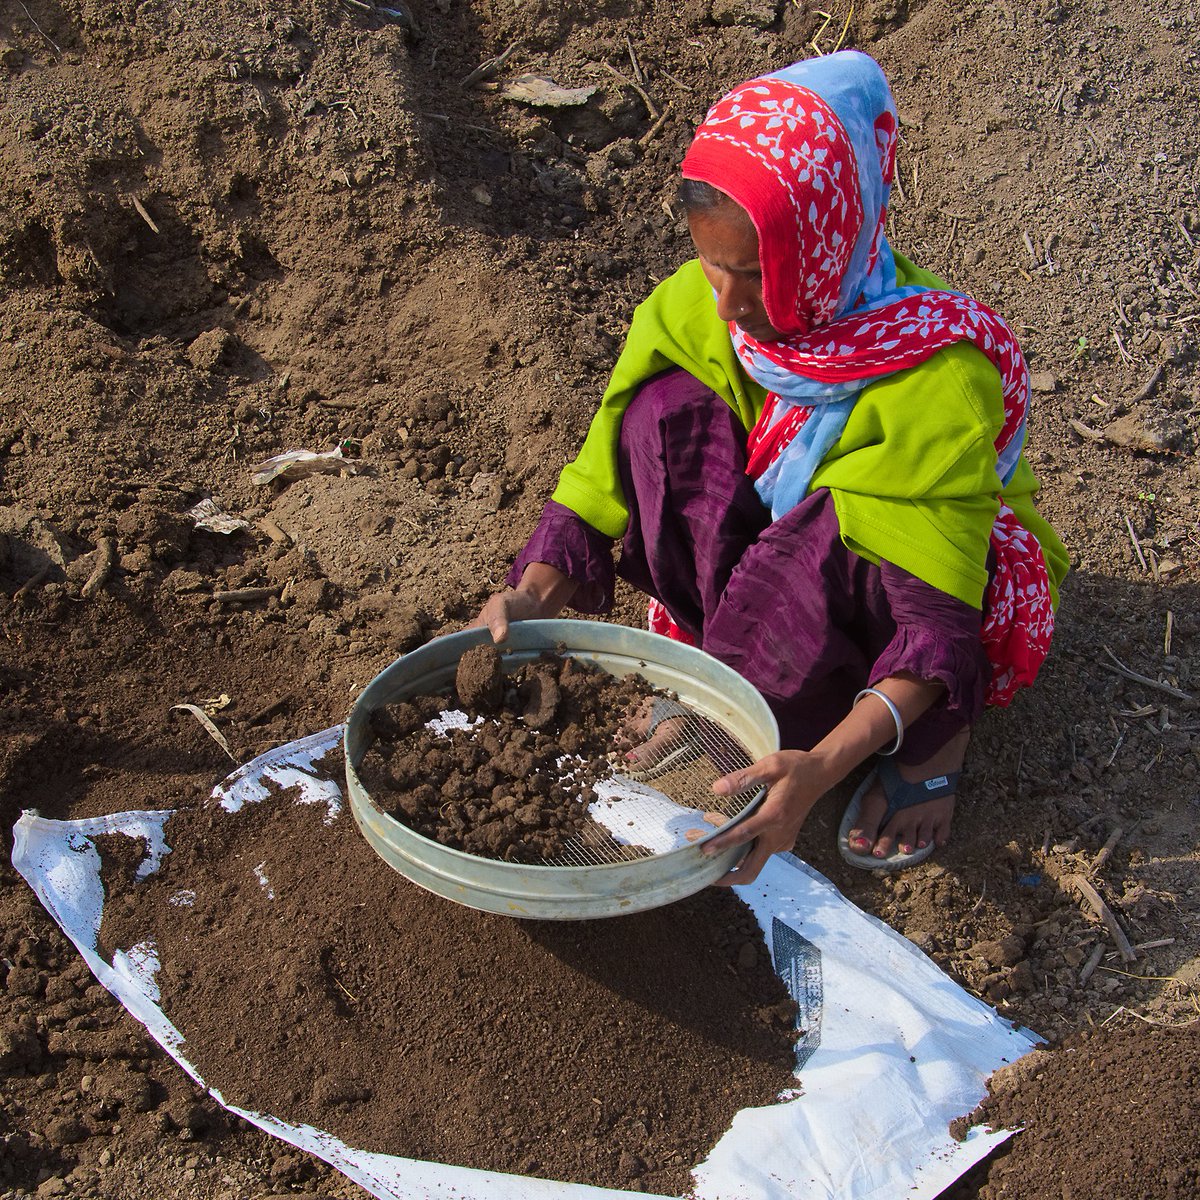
[474,588,554,644]
[473,562,578,644]
[702,750,836,885]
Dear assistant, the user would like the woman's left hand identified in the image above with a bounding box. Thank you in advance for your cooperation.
[702,750,834,886]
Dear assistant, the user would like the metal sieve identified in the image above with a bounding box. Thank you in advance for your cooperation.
[343,619,779,919]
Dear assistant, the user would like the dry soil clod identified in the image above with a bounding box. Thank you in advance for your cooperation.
[79,536,116,599]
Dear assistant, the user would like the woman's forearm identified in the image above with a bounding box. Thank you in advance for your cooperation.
[806,674,945,790]
[514,561,579,615]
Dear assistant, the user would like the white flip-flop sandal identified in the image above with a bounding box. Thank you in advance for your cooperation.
[837,759,959,872]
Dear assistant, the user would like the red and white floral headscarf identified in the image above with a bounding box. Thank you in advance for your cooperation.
[658,51,1054,706]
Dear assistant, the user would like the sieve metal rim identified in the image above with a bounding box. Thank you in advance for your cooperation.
[344,620,780,919]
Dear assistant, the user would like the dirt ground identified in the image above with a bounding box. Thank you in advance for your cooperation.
[0,0,1197,1197]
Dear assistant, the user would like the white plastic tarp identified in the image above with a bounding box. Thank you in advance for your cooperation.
[11,726,1032,1200]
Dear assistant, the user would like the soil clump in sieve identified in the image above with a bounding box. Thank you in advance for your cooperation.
[360,645,667,862]
[96,779,800,1194]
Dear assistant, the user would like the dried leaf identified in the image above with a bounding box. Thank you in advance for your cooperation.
[497,75,598,108]
[250,446,362,486]
[188,498,251,534]
[170,703,236,762]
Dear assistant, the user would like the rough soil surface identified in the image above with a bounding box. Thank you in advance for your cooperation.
[947,1028,1200,1200]
[363,646,654,861]
[94,783,798,1196]
[1,0,1198,1197]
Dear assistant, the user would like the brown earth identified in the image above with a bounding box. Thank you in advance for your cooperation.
[93,778,799,1196]
[1,0,1198,1197]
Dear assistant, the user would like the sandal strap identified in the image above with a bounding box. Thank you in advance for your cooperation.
[877,758,960,821]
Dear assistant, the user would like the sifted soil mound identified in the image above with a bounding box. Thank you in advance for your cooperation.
[1,0,1199,1197]
[945,1027,1200,1200]
[95,782,799,1196]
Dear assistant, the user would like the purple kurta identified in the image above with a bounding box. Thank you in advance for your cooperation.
[509,370,988,764]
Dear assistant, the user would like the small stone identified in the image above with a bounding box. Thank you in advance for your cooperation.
[1028,371,1059,393]
[710,0,776,27]
[46,1116,89,1145]
[469,471,504,513]
[976,934,1026,968]
[1007,960,1036,993]
[187,328,238,372]
[1103,413,1170,453]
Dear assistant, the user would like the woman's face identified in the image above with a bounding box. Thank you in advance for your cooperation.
[687,202,782,342]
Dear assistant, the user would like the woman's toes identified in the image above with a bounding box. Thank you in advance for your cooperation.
[871,833,895,859]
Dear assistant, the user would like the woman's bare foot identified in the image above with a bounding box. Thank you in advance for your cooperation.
[846,728,970,860]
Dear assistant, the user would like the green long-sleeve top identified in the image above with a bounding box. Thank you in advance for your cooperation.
[552,255,1068,610]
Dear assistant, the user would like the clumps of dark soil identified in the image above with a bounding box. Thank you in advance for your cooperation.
[360,646,658,863]
[95,783,800,1194]
[454,641,506,711]
[93,831,152,899]
[948,1026,1200,1200]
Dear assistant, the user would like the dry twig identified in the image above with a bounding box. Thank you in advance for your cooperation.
[1069,417,1103,442]
[1068,874,1136,963]
[131,196,160,234]
[1099,645,1191,701]
[1123,513,1148,571]
[637,101,674,148]
[1088,826,1123,876]
[460,42,517,88]
[624,34,645,85]
[1103,733,1124,768]
[1101,1005,1200,1030]
[1130,363,1165,403]
[15,564,50,600]
[209,585,282,605]
[1112,328,1135,363]
[1132,938,1175,952]
[245,694,294,726]
[601,60,659,120]
[1079,942,1105,986]
[16,0,60,55]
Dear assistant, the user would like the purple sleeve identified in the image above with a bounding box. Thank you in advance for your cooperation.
[506,501,616,614]
[872,562,988,723]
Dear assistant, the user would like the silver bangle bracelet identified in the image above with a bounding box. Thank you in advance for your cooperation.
[853,687,904,756]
